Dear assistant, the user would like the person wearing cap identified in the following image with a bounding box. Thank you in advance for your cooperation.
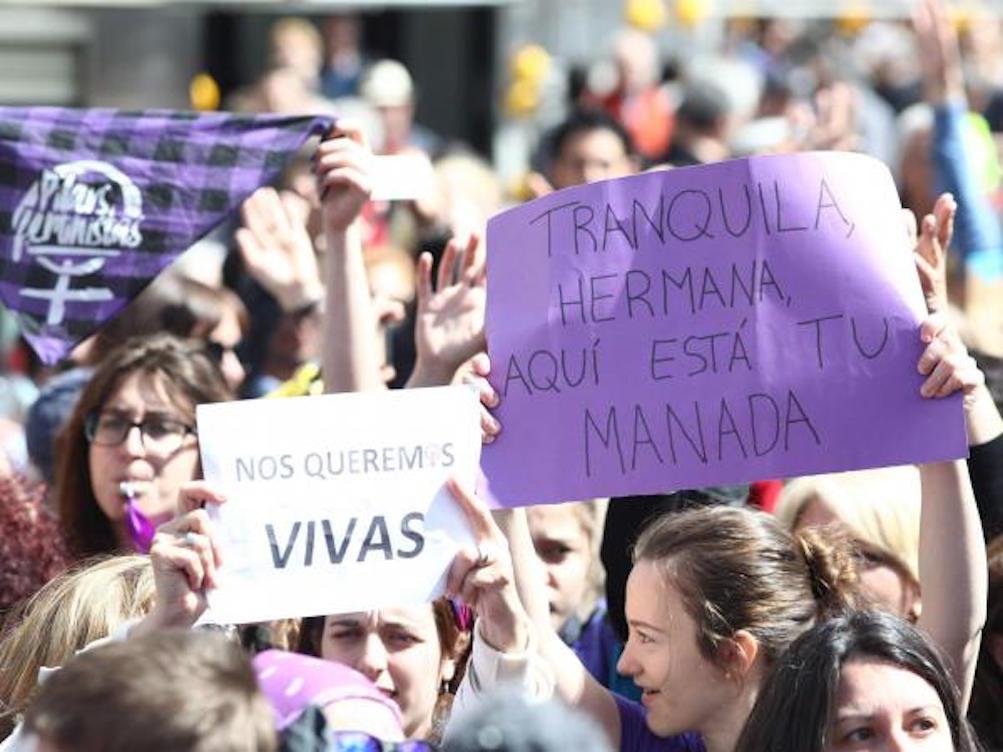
[361,59,442,158]
[254,650,423,750]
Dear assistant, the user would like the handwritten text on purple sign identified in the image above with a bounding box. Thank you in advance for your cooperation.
[481,153,965,506]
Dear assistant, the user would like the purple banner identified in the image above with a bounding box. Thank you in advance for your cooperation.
[481,152,967,507]
[0,108,333,364]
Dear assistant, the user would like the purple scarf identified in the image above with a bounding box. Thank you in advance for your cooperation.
[0,107,334,364]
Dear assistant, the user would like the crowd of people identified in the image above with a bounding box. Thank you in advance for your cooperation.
[2,0,1003,750]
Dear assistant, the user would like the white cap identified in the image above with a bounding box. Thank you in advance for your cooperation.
[361,59,414,107]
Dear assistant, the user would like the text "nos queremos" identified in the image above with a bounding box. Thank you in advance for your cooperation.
[234,443,456,483]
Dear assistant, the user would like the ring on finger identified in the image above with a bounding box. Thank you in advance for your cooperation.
[182,531,201,548]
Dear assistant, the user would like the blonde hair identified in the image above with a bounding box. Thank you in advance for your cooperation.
[434,153,503,230]
[777,467,921,584]
[528,498,609,618]
[569,498,609,603]
[364,243,417,303]
[269,18,322,60]
[0,555,154,733]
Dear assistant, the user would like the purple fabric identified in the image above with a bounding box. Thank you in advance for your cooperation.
[124,496,156,554]
[253,649,403,732]
[615,694,705,752]
[0,107,333,364]
[566,603,628,694]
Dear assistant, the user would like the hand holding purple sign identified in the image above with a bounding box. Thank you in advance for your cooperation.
[480,152,968,507]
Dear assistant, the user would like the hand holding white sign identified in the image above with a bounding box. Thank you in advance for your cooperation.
[196,386,481,625]
[133,475,524,644]
[131,497,224,637]
[444,478,530,653]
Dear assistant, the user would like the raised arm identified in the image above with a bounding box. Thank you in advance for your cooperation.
[236,187,325,316]
[915,315,988,708]
[130,482,229,637]
[913,192,1003,538]
[315,122,387,393]
[497,505,622,745]
[461,356,622,747]
[916,0,1003,267]
[443,479,551,726]
[406,233,487,388]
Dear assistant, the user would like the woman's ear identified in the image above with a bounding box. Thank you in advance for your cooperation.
[441,625,470,688]
[440,656,457,685]
[718,630,760,681]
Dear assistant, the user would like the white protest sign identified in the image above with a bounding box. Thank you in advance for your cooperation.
[196,387,480,625]
[369,153,437,201]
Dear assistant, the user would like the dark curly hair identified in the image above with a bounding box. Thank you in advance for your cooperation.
[0,475,69,624]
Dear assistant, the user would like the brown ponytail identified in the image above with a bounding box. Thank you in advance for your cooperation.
[634,505,861,670]
[794,526,860,618]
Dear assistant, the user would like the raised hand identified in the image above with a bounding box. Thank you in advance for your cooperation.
[917,313,983,404]
[444,478,530,653]
[131,517,222,637]
[788,81,859,152]
[914,193,957,314]
[409,233,487,386]
[315,121,373,232]
[236,187,323,312]
[458,352,501,444]
[131,482,227,635]
[914,0,966,105]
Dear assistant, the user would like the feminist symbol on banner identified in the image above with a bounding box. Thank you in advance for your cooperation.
[0,107,335,364]
[11,160,143,327]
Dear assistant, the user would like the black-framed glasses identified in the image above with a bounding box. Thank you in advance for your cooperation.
[84,411,196,454]
[328,732,436,752]
[204,340,242,365]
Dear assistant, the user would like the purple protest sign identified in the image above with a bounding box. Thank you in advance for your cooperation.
[0,107,334,364]
[481,152,967,507]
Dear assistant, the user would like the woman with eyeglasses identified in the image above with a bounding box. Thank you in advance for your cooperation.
[54,333,232,559]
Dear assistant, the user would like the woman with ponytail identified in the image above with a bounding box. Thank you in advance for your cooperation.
[456,310,985,752]
[450,495,862,752]
[605,505,861,752]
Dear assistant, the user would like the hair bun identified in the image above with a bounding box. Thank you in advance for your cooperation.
[795,527,860,618]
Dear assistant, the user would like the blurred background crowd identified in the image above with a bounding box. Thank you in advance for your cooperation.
[0,0,1001,420]
[2,1,1003,750]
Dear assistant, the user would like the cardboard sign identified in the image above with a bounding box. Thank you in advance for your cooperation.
[197,387,480,624]
[480,152,967,506]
